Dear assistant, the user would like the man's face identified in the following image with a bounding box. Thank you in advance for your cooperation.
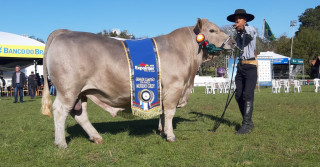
[15,67,20,72]
[235,15,247,25]
[234,15,247,31]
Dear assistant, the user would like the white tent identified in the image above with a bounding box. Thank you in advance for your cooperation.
[0,31,45,86]
[257,51,289,64]
[0,31,44,71]
[257,51,304,79]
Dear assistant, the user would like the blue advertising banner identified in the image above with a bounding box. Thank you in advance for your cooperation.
[273,58,289,64]
[228,58,238,80]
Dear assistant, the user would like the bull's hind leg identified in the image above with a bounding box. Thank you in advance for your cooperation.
[52,98,70,149]
[70,96,103,144]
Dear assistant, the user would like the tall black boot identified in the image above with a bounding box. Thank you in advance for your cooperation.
[236,101,254,134]
[236,98,245,118]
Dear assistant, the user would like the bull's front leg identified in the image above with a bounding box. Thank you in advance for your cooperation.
[163,108,177,142]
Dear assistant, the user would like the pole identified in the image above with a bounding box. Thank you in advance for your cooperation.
[262,19,265,41]
[289,20,297,80]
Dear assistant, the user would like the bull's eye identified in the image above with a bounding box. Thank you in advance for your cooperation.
[209,29,215,33]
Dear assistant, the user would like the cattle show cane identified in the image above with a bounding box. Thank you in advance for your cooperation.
[210,26,240,132]
[209,50,237,132]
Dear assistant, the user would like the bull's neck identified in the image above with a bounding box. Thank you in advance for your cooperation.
[169,27,203,65]
[154,26,205,75]
[183,26,204,75]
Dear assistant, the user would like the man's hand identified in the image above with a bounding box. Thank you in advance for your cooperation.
[234,15,247,31]
[233,22,245,31]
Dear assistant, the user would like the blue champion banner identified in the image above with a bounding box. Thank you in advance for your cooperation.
[121,38,162,119]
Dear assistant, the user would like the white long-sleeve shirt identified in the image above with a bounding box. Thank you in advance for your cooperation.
[236,25,257,60]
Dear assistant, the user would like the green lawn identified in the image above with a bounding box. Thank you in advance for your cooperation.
[0,86,319,166]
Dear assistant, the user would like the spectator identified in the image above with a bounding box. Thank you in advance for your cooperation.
[28,71,37,99]
[12,65,26,103]
[0,76,5,96]
[49,81,56,96]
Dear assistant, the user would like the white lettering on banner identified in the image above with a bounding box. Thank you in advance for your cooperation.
[134,64,155,72]
[136,77,156,89]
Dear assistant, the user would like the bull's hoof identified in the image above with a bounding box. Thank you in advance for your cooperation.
[55,142,68,149]
[157,128,165,137]
[166,136,177,142]
[90,137,104,144]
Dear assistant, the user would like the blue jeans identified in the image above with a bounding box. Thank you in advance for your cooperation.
[14,83,23,102]
[50,85,55,95]
[30,86,36,98]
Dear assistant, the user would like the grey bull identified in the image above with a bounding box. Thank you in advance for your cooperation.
[41,18,236,148]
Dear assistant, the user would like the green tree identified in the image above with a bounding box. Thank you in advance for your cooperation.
[293,28,320,75]
[293,5,320,76]
[97,29,135,39]
[28,36,44,43]
[298,5,320,31]
[274,35,291,57]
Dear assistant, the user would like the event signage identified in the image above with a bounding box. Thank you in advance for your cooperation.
[258,59,272,86]
[290,58,304,65]
[228,58,238,80]
[0,44,44,58]
[272,58,289,64]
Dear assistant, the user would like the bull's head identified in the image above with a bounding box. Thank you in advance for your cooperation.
[194,18,236,60]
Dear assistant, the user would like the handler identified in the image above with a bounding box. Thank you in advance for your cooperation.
[227,9,257,134]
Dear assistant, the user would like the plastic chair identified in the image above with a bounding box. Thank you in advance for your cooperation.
[293,80,302,93]
[210,82,218,94]
[314,79,320,93]
[283,80,290,93]
[205,82,212,94]
[272,79,281,93]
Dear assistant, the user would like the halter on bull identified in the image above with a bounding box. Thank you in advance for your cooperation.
[41,18,236,148]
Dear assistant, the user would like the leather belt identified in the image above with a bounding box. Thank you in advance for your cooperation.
[239,59,257,66]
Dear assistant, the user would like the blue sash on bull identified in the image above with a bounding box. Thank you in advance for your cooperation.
[121,38,162,119]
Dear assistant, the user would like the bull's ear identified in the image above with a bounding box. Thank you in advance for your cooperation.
[194,18,202,35]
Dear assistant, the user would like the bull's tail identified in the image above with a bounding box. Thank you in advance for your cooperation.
[41,29,69,117]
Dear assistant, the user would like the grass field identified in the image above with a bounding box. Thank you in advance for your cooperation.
[0,86,319,166]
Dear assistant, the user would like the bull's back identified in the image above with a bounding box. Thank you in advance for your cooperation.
[46,30,131,100]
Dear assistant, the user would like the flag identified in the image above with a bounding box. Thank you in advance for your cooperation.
[264,20,276,41]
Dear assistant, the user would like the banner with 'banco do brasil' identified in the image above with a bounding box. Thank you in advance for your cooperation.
[0,44,45,58]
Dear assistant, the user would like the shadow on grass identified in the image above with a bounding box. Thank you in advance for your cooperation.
[189,111,241,131]
[66,117,193,142]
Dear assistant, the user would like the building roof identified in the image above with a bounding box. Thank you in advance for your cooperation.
[0,31,44,46]
[257,51,289,59]
[0,31,44,72]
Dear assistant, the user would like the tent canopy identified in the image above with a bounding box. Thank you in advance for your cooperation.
[0,32,44,71]
[257,51,289,64]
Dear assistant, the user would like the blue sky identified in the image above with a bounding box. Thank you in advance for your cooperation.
[1,0,318,42]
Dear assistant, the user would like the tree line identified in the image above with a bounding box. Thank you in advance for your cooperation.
[206,5,320,77]
[257,5,320,77]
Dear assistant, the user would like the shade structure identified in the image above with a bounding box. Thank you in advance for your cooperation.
[0,31,45,72]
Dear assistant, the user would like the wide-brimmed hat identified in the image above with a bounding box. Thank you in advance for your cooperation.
[227,9,254,22]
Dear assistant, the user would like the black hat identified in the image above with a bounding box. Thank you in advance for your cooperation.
[227,9,254,22]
